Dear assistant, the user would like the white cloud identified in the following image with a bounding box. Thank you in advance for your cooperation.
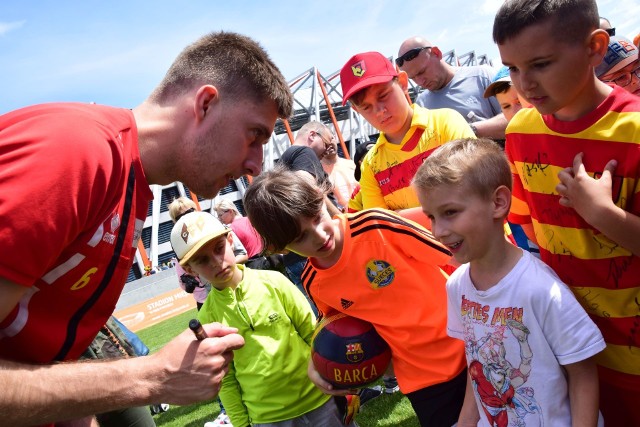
[0,20,26,36]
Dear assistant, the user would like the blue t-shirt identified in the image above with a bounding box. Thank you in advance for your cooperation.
[416,65,501,122]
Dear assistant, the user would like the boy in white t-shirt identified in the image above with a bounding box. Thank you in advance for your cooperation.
[413,138,606,427]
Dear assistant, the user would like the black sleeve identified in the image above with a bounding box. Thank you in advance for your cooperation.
[280,146,341,210]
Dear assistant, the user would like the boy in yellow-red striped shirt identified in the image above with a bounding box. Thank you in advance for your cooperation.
[494,0,640,424]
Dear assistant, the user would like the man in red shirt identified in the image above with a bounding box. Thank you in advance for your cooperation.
[0,31,292,427]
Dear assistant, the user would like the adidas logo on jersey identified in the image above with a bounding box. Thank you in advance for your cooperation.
[341,298,354,310]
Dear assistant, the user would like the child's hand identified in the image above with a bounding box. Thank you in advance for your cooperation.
[307,359,353,396]
[556,152,618,224]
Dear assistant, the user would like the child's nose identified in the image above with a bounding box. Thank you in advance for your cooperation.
[432,221,449,240]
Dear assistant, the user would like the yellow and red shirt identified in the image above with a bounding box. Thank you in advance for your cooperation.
[359,104,474,210]
[506,86,640,400]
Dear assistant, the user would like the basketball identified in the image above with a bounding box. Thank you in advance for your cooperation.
[311,311,391,389]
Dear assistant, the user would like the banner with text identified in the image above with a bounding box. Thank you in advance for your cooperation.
[114,287,197,332]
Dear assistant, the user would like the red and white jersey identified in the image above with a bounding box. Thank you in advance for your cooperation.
[0,103,153,363]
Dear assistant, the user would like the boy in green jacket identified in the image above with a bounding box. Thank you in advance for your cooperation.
[170,211,354,427]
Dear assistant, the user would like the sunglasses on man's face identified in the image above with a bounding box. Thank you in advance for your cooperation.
[605,27,616,36]
[395,46,431,67]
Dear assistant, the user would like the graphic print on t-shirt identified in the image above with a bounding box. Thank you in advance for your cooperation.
[460,294,542,427]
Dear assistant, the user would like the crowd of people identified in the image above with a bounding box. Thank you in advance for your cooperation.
[1,1,639,426]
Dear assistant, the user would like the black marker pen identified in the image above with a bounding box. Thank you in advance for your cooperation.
[189,319,208,340]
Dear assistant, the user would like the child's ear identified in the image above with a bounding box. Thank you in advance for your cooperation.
[493,185,512,219]
[183,264,196,276]
[227,232,234,245]
[587,29,610,66]
[398,71,409,89]
[397,72,412,105]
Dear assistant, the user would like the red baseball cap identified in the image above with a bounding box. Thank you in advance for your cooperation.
[340,51,398,106]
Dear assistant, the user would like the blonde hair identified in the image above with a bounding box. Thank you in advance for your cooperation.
[168,197,198,222]
[215,199,240,217]
[412,138,512,199]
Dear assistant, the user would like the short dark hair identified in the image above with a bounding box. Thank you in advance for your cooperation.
[243,165,327,251]
[493,0,599,45]
[150,31,292,118]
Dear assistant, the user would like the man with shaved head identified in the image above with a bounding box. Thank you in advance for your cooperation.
[397,36,508,139]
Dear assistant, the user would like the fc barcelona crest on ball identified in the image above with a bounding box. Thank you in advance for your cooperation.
[311,311,392,389]
[346,342,364,363]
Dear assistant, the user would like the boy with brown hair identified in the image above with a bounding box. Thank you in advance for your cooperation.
[493,0,640,424]
[339,51,474,213]
[244,166,467,427]
[414,138,605,427]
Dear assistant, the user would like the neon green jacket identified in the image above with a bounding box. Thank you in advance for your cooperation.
[198,265,329,426]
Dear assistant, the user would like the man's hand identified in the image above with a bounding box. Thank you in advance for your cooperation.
[147,322,245,404]
[556,152,618,225]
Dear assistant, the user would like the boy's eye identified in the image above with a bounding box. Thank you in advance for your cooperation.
[507,66,518,73]
[193,256,207,265]
[533,61,550,70]
[444,209,457,216]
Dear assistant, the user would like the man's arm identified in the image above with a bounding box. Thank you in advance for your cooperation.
[325,195,342,216]
[472,113,508,139]
[0,278,244,427]
[557,153,640,255]
[564,357,600,427]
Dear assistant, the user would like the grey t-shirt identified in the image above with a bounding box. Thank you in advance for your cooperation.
[416,65,501,123]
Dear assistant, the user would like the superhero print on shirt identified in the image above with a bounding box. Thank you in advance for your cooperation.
[461,295,542,427]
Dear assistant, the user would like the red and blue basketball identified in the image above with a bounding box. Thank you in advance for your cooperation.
[311,311,391,389]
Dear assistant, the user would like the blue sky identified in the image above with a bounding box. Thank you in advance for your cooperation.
[1,0,638,114]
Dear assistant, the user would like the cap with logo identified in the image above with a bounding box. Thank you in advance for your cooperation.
[170,211,230,266]
[340,51,398,106]
[596,36,639,77]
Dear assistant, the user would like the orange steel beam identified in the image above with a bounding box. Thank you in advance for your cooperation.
[282,119,295,145]
[189,191,202,211]
[137,239,151,268]
[316,69,350,160]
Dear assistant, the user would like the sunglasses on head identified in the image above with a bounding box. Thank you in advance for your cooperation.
[175,207,195,222]
[395,46,431,67]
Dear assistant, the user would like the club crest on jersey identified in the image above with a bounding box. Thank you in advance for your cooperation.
[346,342,364,363]
[365,260,395,289]
[351,61,366,77]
